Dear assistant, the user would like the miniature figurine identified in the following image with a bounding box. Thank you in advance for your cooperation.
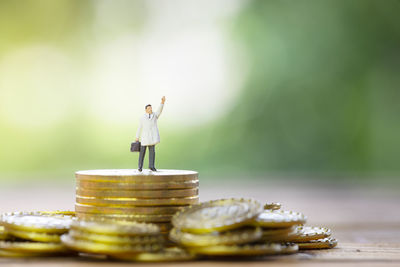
[135,96,166,172]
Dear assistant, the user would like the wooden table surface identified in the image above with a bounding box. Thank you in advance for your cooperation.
[1,177,399,266]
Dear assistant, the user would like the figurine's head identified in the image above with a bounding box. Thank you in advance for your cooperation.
[145,104,152,114]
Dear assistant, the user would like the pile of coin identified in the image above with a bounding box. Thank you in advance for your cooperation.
[0,198,337,261]
[254,205,337,250]
[61,219,164,256]
[0,168,338,262]
[60,219,196,262]
[0,211,74,257]
[169,198,337,257]
[75,169,199,238]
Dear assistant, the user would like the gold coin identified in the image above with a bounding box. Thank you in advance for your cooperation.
[76,195,199,207]
[68,229,164,245]
[253,210,306,228]
[34,211,76,217]
[0,241,68,254]
[297,237,338,250]
[262,226,295,237]
[172,198,263,234]
[188,242,298,256]
[0,226,9,240]
[75,203,184,215]
[1,214,73,234]
[61,234,162,255]
[1,211,75,219]
[170,227,263,247]
[76,169,198,183]
[261,227,300,242]
[6,229,61,243]
[76,188,198,199]
[264,202,281,210]
[112,247,196,262]
[261,226,298,243]
[287,226,331,242]
[279,242,300,254]
[71,219,160,236]
[0,248,43,257]
[77,180,199,190]
[76,212,173,223]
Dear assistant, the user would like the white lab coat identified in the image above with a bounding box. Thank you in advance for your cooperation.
[136,103,164,146]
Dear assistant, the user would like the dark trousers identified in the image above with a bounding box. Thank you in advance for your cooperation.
[138,145,155,169]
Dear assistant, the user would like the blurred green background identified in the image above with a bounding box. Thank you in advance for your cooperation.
[0,0,399,183]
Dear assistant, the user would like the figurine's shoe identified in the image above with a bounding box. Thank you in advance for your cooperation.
[150,167,157,171]
[138,168,142,172]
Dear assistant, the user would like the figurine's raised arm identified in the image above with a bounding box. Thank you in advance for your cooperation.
[155,96,166,118]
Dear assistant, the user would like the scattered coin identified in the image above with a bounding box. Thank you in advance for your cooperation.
[70,219,160,236]
[0,248,42,258]
[0,241,69,254]
[68,229,164,245]
[253,210,306,228]
[170,227,263,247]
[261,226,295,238]
[5,229,61,243]
[61,234,162,255]
[172,198,263,234]
[260,226,300,242]
[297,237,338,250]
[1,214,73,234]
[287,226,331,242]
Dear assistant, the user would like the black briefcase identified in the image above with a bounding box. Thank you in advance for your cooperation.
[130,141,141,152]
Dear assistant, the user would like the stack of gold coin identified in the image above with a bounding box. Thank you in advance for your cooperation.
[0,211,74,257]
[169,198,298,256]
[255,203,337,250]
[61,219,164,256]
[170,199,337,257]
[75,169,199,237]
